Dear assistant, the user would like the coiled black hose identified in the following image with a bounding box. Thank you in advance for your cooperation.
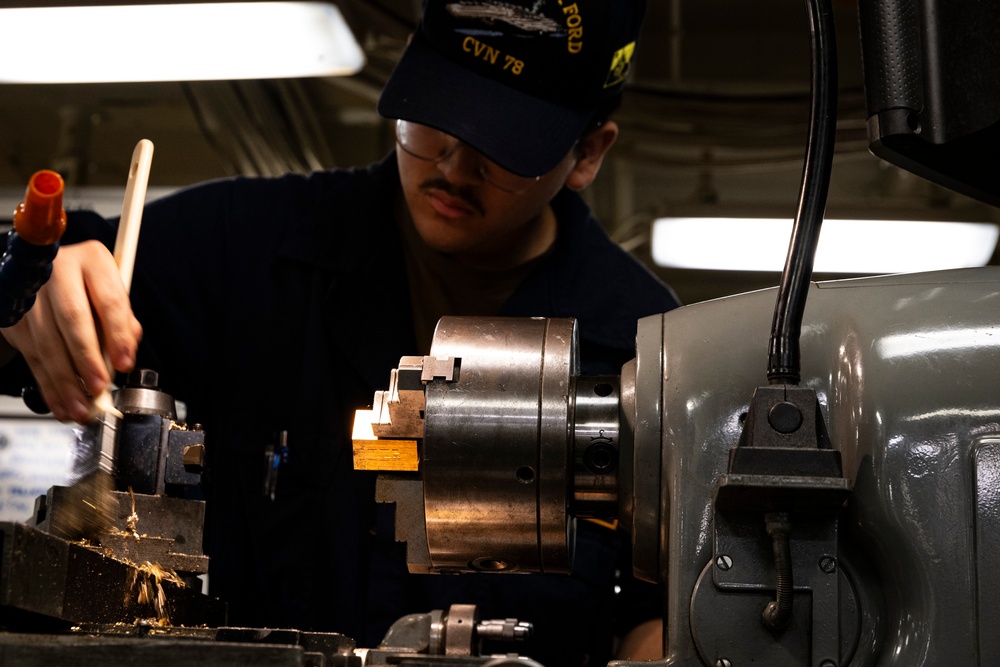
[0,231,59,327]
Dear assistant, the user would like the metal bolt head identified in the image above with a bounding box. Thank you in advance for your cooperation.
[716,555,733,571]
[127,368,160,389]
[819,555,838,573]
[768,401,803,433]
[716,659,733,667]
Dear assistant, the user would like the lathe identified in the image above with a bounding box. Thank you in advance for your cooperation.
[356,265,1000,666]
[351,0,1000,658]
[3,265,997,665]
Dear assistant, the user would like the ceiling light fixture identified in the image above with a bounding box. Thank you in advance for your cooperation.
[651,217,999,273]
[0,2,365,83]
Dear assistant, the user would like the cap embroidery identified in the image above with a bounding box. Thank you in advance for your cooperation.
[559,2,583,53]
[605,41,636,88]
[446,2,560,32]
[381,0,645,175]
[461,35,526,74]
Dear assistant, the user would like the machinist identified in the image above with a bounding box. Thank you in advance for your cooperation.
[0,1,677,664]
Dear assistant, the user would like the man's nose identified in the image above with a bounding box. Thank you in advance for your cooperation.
[436,142,485,184]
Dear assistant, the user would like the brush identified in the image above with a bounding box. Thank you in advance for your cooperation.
[60,139,154,541]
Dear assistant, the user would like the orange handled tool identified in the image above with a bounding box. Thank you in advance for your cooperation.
[12,169,67,246]
[0,169,67,327]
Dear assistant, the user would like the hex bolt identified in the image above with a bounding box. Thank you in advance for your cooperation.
[819,556,838,573]
[716,659,733,667]
[716,555,733,571]
[583,442,618,475]
[128,368,160,389]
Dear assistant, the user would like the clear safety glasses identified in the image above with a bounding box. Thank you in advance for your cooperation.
[394,119,542,194]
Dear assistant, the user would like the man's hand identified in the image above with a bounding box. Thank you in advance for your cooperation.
[0,240,142,423]
[616,619,664,660]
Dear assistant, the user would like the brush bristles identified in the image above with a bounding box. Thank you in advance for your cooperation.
[92,390,123,419]
[56,471,115,541]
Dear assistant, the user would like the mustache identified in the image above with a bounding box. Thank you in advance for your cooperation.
[419,177,484,216]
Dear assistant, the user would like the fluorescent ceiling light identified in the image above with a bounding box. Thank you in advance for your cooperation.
[652,217,999,273]
[0,2,365,83]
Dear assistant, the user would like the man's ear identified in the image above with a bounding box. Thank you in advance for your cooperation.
[565,120,619,191]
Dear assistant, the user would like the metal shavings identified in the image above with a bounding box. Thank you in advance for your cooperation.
[133,617,171,627]
[103,487,142,542]
[126,560,186,624]
[125,487,140,536]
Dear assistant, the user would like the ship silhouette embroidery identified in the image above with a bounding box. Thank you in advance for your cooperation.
[445,2,561,33]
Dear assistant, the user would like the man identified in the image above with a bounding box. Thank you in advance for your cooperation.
[1,1,677,664]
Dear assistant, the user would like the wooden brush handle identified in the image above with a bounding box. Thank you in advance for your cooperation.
[113,139,154,293]
[93,138,154,420]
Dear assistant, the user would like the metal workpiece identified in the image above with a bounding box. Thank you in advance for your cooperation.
[371,356,432,440]
[421,316,578,573]
[354,354,461,472]
[368,354,462,441]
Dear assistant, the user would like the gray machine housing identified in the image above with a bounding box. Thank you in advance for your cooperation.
[371,266,1000,666]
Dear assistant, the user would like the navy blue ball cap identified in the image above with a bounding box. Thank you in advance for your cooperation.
[378,0,647,177]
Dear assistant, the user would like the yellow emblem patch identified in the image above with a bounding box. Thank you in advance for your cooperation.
[605,41,636,88]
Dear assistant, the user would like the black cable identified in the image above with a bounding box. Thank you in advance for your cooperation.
[766,0,839,385]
